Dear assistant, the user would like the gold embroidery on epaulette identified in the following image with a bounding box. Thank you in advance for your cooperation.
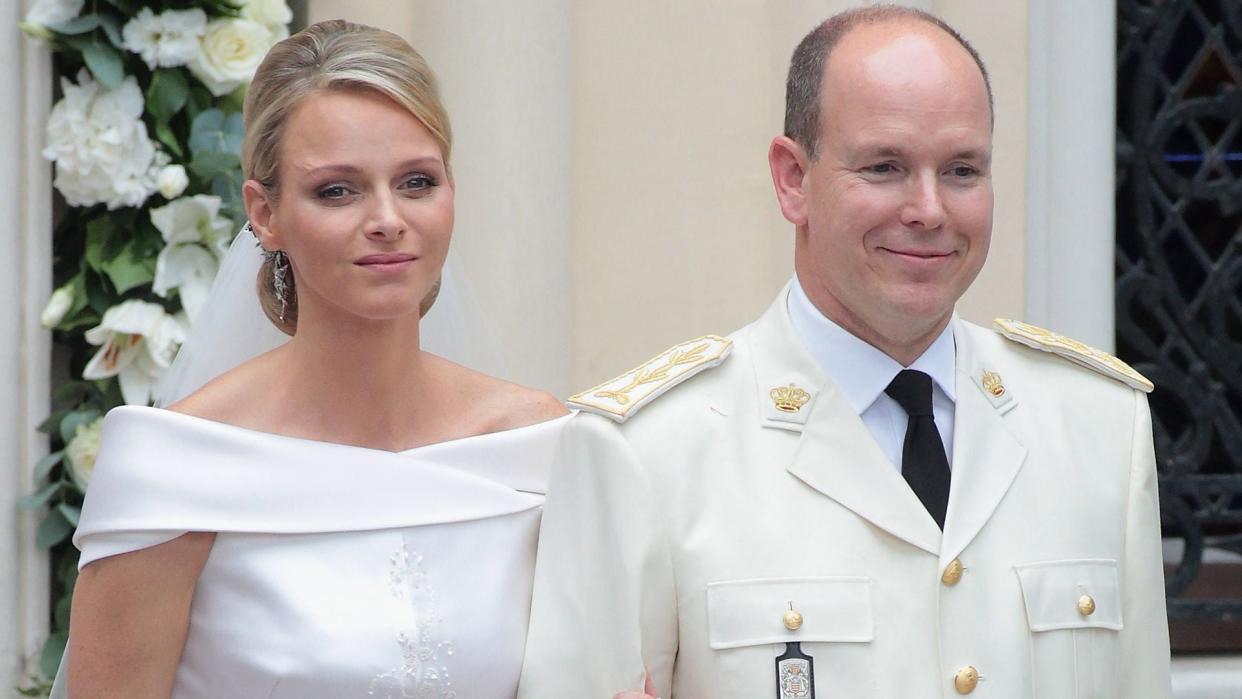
[997,319,1153,391]
[594,341,711,405]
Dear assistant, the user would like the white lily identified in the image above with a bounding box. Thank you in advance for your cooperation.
[83,300,187,406]
[150,195,233,319]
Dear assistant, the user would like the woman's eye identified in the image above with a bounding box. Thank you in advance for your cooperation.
[401,174,437,191]
[317,185,350,200]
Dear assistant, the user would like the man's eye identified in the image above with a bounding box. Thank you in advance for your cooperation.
[863,163,901,176]
[949,165,978,177]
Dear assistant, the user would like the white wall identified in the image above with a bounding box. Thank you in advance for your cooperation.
[0,0,53,690]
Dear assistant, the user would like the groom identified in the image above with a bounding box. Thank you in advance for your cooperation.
[519,6,1171,698]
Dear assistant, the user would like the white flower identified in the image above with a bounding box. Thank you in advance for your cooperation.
[189,18,271,97]
[40,284,74,328]
[150,195,233,319]
[42,70,162,210]
[241,0,292,43]
[122,8,207,70]
[157,164,190,199]
[24,0,83,28]
[83,300,187,406]
[65,417,104,491]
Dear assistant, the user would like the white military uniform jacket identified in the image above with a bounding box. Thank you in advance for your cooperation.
[518,286,1172,699]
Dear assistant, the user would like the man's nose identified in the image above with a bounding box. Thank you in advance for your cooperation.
[900,172,947,231]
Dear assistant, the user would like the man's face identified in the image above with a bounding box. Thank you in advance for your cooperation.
[794,23,993,356]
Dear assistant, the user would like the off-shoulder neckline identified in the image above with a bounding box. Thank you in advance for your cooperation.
[107,405,574,456]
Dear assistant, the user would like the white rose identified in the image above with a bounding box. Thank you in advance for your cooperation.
[157,164,190,199]
[65,417,104,491]
[241,0,292,40]
[122,8,207,70]
[42,70,161,210]
[24,0,83,28]
[189,18,271,97]
[40,284,74,328]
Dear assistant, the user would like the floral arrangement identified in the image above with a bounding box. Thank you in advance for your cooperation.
[18,0,291,688]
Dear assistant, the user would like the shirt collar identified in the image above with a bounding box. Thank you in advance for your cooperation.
[786,275,957,414]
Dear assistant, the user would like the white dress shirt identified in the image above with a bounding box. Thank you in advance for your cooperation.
[787,276,956,471]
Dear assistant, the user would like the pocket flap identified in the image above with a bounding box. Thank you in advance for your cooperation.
[706,576,873,650]
[1014,558,1123,632]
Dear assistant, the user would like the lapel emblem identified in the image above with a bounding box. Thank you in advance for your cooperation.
[770,384,811,413]
[981,371,1005,397]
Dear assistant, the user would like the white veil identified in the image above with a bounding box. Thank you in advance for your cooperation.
[153,226,506,406]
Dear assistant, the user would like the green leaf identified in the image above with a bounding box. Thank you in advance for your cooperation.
[37,410,65,435]
[101,241,156,294]
[36,509,74,548]
[98,14,123,49]
[47,14,101,35]
[81,40,125,89]
[190,109,244,155]
[83,217,115,272]
[59,550,81,589]
[190,150,241,180]
[52,380,95,407]
[58,503,82,527]
[54,593,73,630]
[155,121,184,158]
[148,68,190,124]
[39,632,68,680]
[59,409,101,444]
[17,481,61,510]
[33,451,65,482]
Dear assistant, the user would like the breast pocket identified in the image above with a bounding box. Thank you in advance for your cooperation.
[706,577,875,697]
[1015,559,1123,699]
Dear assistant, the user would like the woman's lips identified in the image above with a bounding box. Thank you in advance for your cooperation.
[355,253,417,271]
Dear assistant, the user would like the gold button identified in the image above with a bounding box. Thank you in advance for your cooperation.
[1078,594,1096,616]
[954,665,979,694]
[783,609,803,631]
[942,558,964,586]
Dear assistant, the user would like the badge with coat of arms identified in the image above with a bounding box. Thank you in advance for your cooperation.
[775,642,815,699]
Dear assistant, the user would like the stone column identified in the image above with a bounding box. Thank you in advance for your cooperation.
[0,0,53,689]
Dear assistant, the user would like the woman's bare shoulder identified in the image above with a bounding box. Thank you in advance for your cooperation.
[425,354,567,432]
[165,349,282,426]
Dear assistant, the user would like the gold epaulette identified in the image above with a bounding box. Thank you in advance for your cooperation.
[993,319,1153,393]
[568,335,733,422]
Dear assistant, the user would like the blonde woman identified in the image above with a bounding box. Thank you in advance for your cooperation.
[56,20,569,698]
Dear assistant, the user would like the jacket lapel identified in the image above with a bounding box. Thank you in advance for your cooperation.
[940,319,1028,565]
[748,283,942,555]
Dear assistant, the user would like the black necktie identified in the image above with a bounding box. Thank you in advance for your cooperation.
[885,369,951,529]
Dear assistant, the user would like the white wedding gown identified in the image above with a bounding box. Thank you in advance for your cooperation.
[56,405,570,698]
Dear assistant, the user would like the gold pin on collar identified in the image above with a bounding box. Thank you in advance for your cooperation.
[770,384,811,413]
[981,371,1005,397]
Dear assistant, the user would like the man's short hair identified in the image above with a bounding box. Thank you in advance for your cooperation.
[784,5,994,160]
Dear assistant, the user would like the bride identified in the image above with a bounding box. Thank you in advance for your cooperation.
[59,20,569,698]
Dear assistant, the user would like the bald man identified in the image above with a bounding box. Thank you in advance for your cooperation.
[518,7,1171,698]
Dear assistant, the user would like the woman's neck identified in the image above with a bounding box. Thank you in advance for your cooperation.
[275,307,439,451]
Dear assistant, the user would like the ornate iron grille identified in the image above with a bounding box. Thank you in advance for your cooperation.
[1116,0,1242,649]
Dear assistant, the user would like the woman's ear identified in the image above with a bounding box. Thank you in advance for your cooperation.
[242,180,281,250]
[768,135,811,227]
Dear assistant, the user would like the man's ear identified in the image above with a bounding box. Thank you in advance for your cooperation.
[242,180,281,250]
[768,136,811,227]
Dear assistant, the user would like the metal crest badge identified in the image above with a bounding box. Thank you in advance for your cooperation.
[776,642,815,699]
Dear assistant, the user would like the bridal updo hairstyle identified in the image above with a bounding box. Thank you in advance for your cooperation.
[241,19,453,335]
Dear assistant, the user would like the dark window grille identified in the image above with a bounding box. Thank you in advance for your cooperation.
[1116,0,1242,651]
